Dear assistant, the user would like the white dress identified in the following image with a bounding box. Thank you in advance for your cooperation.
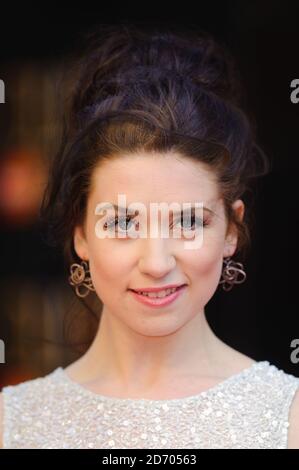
[2,360,299,449]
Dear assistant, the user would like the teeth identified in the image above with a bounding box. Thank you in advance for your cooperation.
[136,287,178,298]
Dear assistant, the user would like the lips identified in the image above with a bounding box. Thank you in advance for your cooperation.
[130,286,181,296]
[130,284,186,294]
[129,284,187,308]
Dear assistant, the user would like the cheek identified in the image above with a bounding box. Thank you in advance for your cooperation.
[184,247,224,299]
[87,242,131,294]
[193,225,226,278]
[197,249,222,273]
[185,226,224,273]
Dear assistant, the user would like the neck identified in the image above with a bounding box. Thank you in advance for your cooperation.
[75,307,231,390]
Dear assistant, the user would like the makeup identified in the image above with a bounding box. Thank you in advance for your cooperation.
[128,284,187,308]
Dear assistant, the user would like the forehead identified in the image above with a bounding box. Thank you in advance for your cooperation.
[89,152,219,204]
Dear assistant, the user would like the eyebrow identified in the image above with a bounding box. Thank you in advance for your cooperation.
[98,203,215,216]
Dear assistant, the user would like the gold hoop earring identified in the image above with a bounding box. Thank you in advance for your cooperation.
[68,260,95,298]
[219,256,247,291]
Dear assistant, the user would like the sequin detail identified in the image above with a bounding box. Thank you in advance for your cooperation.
[2,361,299,449]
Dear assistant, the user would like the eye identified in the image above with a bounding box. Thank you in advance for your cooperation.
[173,213,208,231]
[102,211,209,236]
[104,215,136,233]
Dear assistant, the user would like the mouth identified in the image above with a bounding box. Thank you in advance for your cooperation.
[128,284,187,308]
[129,284,186,296]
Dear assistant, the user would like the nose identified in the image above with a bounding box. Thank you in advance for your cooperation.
[138,237,176,278]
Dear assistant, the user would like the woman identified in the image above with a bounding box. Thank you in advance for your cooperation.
[1,24,299,449]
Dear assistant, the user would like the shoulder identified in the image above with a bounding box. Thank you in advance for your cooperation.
[257,362,299,449]
[234,360,299,448]
[0,367,62,449]
[0,392,3,448]
[287,386,299,448]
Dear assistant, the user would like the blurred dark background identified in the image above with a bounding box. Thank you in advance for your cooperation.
[1,0,299,387]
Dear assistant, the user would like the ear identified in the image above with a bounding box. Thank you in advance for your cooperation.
[73,224,89,261]
[223,199,245,258]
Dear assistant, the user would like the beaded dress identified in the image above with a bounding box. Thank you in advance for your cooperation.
[2,360,299,449]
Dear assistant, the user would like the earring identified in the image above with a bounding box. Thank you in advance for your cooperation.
[219,256,247,291]
[68,259,95,298]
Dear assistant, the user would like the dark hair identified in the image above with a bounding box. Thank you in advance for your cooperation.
[39,23,270,350]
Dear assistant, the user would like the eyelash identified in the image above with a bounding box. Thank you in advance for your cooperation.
[103,214,209,232]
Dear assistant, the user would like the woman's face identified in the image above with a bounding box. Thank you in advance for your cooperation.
[74,152,244,336]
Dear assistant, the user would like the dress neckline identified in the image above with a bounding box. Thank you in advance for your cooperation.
[53,360,270,404]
